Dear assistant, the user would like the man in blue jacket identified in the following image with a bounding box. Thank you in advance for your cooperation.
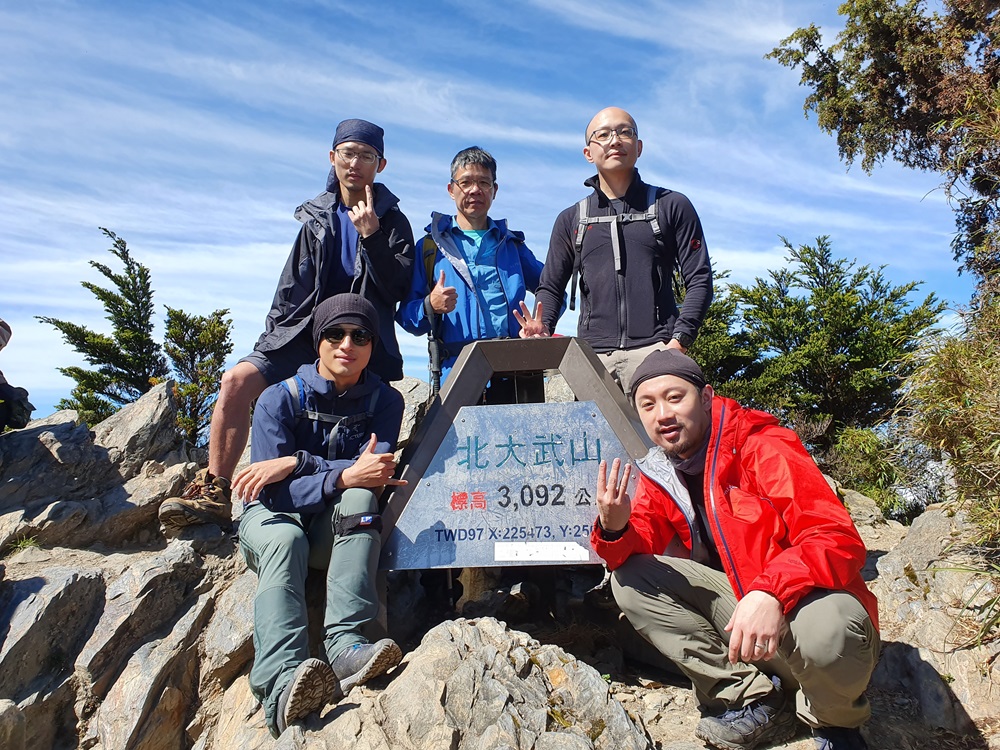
[232,293,406,737]
[159,118,414,531]
[396,146,547,401]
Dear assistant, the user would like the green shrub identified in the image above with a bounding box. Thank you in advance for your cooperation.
[903,284,1000,546]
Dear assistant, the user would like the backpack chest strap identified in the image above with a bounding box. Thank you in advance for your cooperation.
[282,377,381,460]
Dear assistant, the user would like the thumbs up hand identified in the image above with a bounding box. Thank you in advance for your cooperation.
[339,434,407,489]
[429,270,457,314]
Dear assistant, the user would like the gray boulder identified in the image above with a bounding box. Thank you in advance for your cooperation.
[316,617,653,750]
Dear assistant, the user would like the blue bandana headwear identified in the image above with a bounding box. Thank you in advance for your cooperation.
[332,118,384,157]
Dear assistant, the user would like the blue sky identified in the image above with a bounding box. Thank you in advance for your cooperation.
[1,1,974,418]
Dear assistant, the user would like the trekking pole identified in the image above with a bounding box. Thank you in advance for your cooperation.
[427,309,442,397]
[428,333,442,397]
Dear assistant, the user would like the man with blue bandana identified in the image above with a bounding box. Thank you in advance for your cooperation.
[160,119,414,532]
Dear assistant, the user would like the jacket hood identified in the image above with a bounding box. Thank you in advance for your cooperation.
[296,361,383,401]
[710,395,781,457]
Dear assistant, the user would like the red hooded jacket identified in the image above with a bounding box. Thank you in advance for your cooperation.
[591,395,879,630]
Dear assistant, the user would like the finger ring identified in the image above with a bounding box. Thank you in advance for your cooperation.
[754,642,766,649]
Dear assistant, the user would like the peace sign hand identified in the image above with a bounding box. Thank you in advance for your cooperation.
[514,300,550,338]
[596,458,632,533]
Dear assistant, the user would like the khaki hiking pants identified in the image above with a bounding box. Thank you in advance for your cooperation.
[598,341,670,394]
[612,554,880,729]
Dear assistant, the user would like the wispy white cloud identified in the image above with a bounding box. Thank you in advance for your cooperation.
[0,1,976,419]
[516,0,802,55]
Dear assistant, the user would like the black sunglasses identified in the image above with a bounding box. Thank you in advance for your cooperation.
[322,327,373,346]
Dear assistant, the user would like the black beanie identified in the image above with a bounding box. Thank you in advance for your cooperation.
[630,349,707,402]
[312,293,379,352]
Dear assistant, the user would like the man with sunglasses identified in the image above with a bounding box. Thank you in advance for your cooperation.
[523,107,713,392]
[234,293,406,737]
[397,146,547,401]
[160,118,414,532]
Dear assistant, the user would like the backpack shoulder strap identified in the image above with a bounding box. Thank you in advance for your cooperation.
[282,375,306,420]
[570,198,590,311]
[422,236,438,294]
[573,198,590,253]
[646,184,662,242]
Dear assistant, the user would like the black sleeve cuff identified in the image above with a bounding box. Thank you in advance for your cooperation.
[596,518,629,542]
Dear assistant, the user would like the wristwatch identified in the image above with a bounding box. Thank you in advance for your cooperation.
[672,331,694,349]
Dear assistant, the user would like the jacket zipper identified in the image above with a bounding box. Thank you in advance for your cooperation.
[615,217,627,349]
[638,461,700,562]
[707,401,746,597]
[495,238,512,338]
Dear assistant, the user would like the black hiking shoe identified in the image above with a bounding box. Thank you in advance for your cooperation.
[330,638,402,696]
[158,468,233,530]
[695,677,797,749]
[813,726,869,749]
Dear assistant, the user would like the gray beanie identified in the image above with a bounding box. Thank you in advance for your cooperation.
[312,293,379,352]
[630,349,707,402]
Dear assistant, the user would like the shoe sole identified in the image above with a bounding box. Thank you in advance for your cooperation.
[337,640,402,697]
[280,658,338,731]
[694,714,797,750]
[158,501,231,530]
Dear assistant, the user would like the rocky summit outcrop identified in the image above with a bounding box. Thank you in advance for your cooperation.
[869,504,1000,736]
[0,382,998,749]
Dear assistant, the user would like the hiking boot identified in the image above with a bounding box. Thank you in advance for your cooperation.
[695,677,797,749]
[584,569,620,611]
[158,468,233,530]
[331,638,402,696]
[813,726,869,749]
[274,658,339,737]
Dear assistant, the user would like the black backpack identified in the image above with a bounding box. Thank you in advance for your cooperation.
[570,184,678,310]
[281,374,379,460]
[0,382,34,431]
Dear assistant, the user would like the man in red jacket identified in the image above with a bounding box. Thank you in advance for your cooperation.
[594,350,879,750]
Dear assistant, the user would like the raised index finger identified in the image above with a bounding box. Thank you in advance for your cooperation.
[365,184,373,203]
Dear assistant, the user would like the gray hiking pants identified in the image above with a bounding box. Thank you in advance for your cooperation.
[612,554,879,729]
[239,488,380,728]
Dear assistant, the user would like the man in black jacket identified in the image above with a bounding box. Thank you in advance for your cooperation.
[520,107,713,391]
[159,119,414,531]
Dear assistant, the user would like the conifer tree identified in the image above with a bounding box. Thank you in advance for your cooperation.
[728,236,944,449]
[38,228,169,425]
[768,0,1000,282]
[165,306,233,445]
[39,228,233,442]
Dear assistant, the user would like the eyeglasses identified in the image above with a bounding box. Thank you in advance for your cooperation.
[450,178,494,193]
[335,148,380,166]
[588,126,638,145]
[322,327,374,346]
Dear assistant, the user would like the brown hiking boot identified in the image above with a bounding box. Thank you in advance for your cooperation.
[158,468,233,530]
